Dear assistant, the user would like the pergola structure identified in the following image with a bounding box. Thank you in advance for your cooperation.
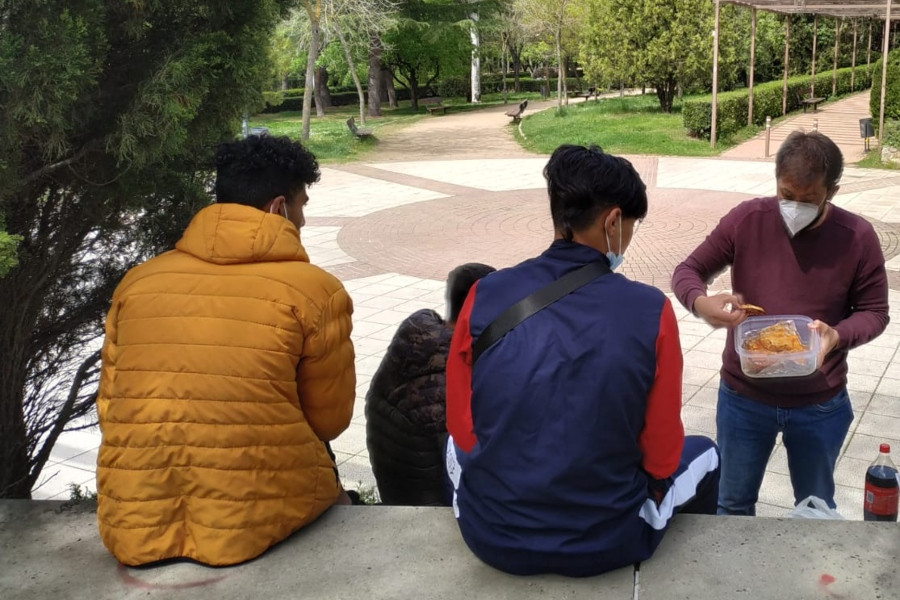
[711,0,899,147]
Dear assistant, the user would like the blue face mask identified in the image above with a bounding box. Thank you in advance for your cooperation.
[605,214,624,271]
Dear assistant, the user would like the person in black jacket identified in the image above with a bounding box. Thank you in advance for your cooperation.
[366,263,496,505]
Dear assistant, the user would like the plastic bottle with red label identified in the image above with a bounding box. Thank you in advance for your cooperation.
[863,443,899,522]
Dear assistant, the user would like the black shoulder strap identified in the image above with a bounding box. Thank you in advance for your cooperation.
[471,260,611,365]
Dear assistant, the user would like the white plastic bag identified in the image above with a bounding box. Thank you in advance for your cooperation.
[786,495,845,520]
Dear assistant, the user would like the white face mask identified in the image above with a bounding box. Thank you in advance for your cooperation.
[778,200,822,238]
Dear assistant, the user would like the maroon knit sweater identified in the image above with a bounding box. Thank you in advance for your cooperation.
[673,197,889,407]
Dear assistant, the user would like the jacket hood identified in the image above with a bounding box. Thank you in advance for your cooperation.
[175,203,310,265]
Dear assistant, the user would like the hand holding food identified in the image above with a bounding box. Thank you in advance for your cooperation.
[693,293,747,329]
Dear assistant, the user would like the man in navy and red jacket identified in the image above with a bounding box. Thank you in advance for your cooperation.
[445,145,720,577]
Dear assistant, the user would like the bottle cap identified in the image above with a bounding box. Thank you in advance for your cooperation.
[880,443,891,453]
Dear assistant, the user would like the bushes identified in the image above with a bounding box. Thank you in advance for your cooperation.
[683,66,872,139]
[870,49,900,126]
[882,119,900,148]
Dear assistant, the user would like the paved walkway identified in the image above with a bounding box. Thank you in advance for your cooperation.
[723,91,874,163]
[35,92,900,521]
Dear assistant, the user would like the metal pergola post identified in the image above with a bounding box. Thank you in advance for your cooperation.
[832,18,841,97]
[782,15,791,115]
[711,0,721,148]
[811,15,819,97]
[748,7,757,126]
[880,0,894,142]
[852,19,859,91]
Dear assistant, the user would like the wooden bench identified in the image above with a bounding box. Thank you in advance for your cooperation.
[796,89,825,113]
[505,99,528,124]
[578,87,598,101]
[421,97,447,115]
[346,117,373,139]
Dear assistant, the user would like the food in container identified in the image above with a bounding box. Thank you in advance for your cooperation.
[735,316,820,378]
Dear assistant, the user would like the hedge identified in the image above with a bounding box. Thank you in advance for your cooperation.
[870,49,900,129]
[683,66,873,139]
[259,76,588,113]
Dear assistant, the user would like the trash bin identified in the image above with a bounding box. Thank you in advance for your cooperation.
[860,118,874,138]
[859,118,874,151]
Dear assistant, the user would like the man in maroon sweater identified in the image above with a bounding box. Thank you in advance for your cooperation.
[673,131,889,515]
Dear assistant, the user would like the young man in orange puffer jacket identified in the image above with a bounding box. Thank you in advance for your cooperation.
[96,135,355,566]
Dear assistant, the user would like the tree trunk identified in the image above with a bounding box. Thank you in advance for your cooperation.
[0,352,31,498]
[511,45,522,92]
[501,35,509,104]
[281,75,288,91]
[301,15,321,141]
[656,76,677,113]
[470,10,481,103]
[314,66,330,115]
[367,35,382,117]
[335,26,366,125]
[408,71,419,110]
[382,67,397,108]
[556,26,563,111]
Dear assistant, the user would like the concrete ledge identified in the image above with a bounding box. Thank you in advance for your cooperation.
[1,501,897,600]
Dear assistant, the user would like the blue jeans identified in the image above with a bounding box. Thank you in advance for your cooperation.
[716,381,853,515]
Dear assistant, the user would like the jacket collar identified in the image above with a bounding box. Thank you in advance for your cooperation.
[543,239,611,267]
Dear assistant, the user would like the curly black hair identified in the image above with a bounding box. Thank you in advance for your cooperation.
[215,135,321,209]
[544,144,647,241]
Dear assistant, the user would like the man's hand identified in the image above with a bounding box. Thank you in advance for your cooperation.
[809,320,840,367]
[693,293,747,329]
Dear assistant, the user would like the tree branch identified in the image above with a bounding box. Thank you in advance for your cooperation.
[27,350,101,487]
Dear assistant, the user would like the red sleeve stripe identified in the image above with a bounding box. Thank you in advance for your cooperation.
[446,282,478,453]
[639,298,685,479]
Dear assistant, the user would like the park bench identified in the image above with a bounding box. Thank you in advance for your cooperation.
[2,501,896,600]
[796,88,825,113]
[505,99,528,124]
[421,96,447,115]
[346,117,373,139]
[578,86,598,101]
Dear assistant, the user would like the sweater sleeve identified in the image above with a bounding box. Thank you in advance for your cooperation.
[446,284,478,453]
[639,298,685,479]
[672,205,739,313]
[298,287,356,442]
[832,223,890,350]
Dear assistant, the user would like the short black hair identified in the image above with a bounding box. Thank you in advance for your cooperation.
[447,263,496,323]
[775,130,843,190]
[215,135,321,208]
[544,144,648,241]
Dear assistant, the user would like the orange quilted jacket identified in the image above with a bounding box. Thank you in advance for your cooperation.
[96,203,355,566]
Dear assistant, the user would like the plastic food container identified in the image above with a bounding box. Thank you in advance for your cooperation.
[735,315,820,378]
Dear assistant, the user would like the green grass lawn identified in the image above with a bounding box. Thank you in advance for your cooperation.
[856,149,900,169]
[249,107,422,163]
[518,94,755,156]
[249,92,546,162]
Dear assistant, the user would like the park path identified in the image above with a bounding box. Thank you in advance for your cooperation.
[367,90,642,161]
[369,89,875,165]
[722,91,873,164]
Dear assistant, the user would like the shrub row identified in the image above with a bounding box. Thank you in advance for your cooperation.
[263,76,591,113]
[683,66,873,139]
